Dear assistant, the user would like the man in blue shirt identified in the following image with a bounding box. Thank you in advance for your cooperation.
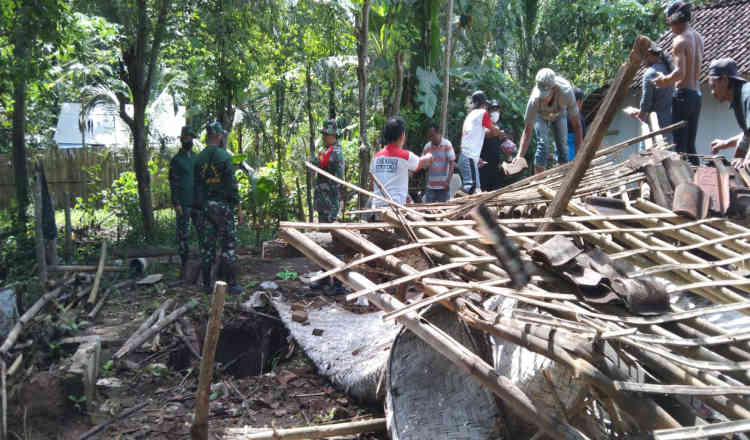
[707,58,750,170]
[634,44,674,144]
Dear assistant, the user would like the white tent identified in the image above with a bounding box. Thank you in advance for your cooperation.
[53,93,185,149]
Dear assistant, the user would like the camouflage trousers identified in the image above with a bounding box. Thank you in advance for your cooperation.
[176,207,203,262]
[198,200,238,286]
[314,183,340,223]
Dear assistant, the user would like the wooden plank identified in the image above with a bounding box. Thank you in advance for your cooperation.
[539,35,651,232]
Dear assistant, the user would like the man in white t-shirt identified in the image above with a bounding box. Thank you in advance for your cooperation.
[458,90,503,194]
[512,68,584,175]
[371,116,423,208]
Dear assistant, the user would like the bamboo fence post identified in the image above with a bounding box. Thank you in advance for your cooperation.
[191,281,227,440]
[280,227,590,439]
[64,192,72,264]
[88,241,107,304]
[34,164,47,285]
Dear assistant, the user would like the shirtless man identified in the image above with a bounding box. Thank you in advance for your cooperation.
[653,1,704,166]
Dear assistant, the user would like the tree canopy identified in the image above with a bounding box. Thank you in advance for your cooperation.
[1,0,670,233]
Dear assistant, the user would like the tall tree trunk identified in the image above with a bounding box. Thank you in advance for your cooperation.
[390,50,404,117]
[356,0,371,209]
[275,80,286,223]
[132,96,155,237]
[328,67,336,119]
[237,124,243,154]
[11,41,29,226]
[439,0,454,133]
[305,64,315,222]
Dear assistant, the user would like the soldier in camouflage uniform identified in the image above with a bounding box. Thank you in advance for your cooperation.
[169,126,203,279]
[312,119,345,223]
[311,119,346,295]
[193,121,244,295]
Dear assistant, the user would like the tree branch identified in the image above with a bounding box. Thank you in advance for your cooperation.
[145,0,170,95]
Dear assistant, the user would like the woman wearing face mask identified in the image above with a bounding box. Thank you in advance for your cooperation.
[479,100,506,191]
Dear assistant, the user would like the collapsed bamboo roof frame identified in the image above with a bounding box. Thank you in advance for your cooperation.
[280,35,750,438]
[282,129,750,438]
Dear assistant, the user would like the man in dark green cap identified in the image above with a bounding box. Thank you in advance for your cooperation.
[312,119,345,223]
[193,121,244,294]
[310,119,346,295]
[169,126,203,279]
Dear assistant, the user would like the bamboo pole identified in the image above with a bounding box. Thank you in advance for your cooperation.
[281,227,590,439]
[49,265,128,273]
[34,165,47,285]
[88,279,132,320]
[191,281,227,440]
[88,241,107,304]
[540,35,652,230]
[64,192,72,264]
[224,418,386,440]
[114,299,195,359]
[117,299,174,353]
[0,287,61,354]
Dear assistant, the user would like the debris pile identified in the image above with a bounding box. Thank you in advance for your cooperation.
[278,127,750,437]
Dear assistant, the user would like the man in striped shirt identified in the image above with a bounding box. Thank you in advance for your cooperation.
[422,122,455,203]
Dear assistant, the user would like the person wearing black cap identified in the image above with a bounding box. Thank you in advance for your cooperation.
[193,121,244,295]
[458,90,503,194]
[513,68,584,175]
[707,58,750,169]
[653,1,704,165]
[169,126,203,280]
[632,44,674,144]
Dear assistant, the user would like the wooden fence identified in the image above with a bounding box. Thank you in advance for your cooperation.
[0,148,133,210]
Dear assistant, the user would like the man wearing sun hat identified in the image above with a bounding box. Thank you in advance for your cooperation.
[312,118,345,223]
[169,125,203,280]
[653,1,704,165]
[512,68,584,175]
[194,120,244,294]
[707,58,750,170]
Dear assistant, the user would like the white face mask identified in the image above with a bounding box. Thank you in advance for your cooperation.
[490,112,500,123]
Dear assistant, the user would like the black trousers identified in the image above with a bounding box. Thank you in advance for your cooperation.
[672,88,702,166]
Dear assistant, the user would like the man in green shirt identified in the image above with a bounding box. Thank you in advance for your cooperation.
[169,126,202,279]
[194,121,244,294]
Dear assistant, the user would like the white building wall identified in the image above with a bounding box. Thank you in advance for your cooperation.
[598,84,739,162]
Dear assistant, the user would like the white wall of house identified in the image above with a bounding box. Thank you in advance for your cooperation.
[599,84,740,162]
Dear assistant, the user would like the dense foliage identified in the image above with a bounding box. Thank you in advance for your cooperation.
[0,0,672,268]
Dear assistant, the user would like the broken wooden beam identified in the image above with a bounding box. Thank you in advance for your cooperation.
[540,35,652,232]
[224,417,387,439]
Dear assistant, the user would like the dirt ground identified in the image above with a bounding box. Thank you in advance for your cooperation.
[10,255,388,439]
